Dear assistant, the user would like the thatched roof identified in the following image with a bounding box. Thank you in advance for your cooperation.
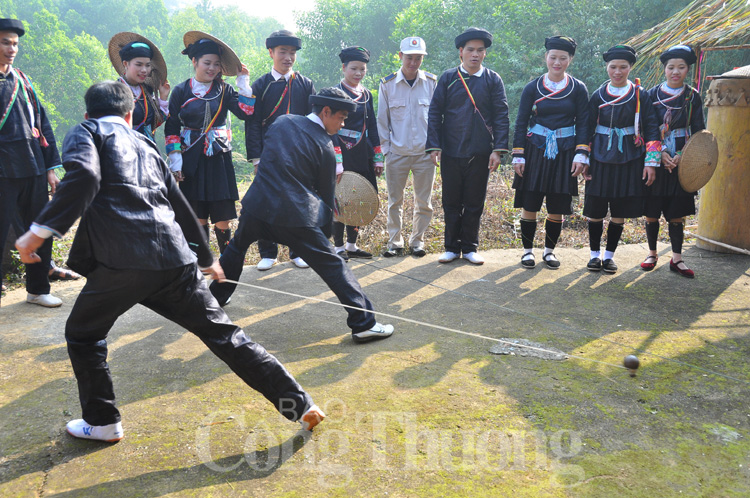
[627,0,750,85]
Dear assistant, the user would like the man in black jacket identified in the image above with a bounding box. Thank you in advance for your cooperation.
[15,81,324,443]
[426,27,510,266]
[210,87,394,344]
[0,18,62,307]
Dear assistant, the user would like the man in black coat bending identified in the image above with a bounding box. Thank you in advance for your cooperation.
[15,81,324,443]
[426,27,510,266]
[209,87,394,344]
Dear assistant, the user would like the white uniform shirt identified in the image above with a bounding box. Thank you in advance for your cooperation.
[377,68,437,157]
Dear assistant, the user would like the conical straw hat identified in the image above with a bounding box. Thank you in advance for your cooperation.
[679,129,719,192]
[334,171,380,226]
[108,32,167,89]
[183,30,242,77]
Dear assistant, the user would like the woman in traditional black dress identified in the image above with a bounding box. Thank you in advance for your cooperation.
[332,46,384,260]
[583,45,661,274]
[108,32,170,142]
[512,36,589,269]
[164,32,254,254]
[640,45,704,278]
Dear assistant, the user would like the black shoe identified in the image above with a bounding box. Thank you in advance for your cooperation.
[336,250,349,262]
[347,249,372,259]
[521,253,536,269]
[383,247,404,258]
[587,258,602,271]
[543,253,560,269]
[602,259,618,274]
[410,247,426,257]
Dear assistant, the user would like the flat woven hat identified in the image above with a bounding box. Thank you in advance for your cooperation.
[334,172,379,226]
[183,31,242,77]
[108,32,167,89]
[679,129,719,192]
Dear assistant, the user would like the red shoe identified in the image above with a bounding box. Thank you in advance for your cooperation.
[640,255,658,271]
[669,259,694,278]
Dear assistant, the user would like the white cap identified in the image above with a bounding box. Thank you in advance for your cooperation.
[400,37,427,55]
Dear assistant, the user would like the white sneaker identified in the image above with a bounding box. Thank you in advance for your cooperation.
[299,404,326,431]
[26,293,62,308]
[352,322,394,343]
[256,258,277,271]
[291,257,309,269]
[438,251,459,263]
[66,419,123,442]
[462,252,485,265]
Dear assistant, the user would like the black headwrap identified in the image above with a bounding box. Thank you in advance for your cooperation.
[0,18,24,37]
[266,29,302,50]
[339,46,370,64]
[119,41,153,62]
[545,36,577,56]
[310,93,357,113]
[659,45,697,66]
[455,27,493,49]
[603,45,637,64]
[182,39,221,60]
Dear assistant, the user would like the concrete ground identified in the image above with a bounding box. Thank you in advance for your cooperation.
[1,243,748,497]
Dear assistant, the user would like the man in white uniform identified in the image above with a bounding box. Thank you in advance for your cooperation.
[377,37,437,257]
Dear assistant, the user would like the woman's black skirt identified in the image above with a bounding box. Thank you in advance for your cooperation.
[512,145,578,196]
[180,147,239,203]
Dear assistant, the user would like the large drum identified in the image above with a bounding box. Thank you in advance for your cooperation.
[697,65,750,253]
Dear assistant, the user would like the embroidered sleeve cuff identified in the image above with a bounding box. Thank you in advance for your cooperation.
[646,140,661,153]
[168,152,183,172]
[334,146,343,175]
[573,153,589,165]
[166,135,181,153]
[30,223,59,239]
[238,94,255,116]
[512,147,524,158]
[511,157,525,165]
[46,164,63,171]
[425,148,441,153]
[645,150,661,167]
[493,149,509,154]
[372,146,384,164]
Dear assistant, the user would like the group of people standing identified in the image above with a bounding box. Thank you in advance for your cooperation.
[0,14,707,448]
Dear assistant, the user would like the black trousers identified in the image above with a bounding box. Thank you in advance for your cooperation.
[65,263,312,426]
[440,154,490,254]
[332,222,359,247]
[0,175,52,295]
[257,239,298,260]
[210,213,377,333]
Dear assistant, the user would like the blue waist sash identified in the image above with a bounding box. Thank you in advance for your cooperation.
[528,124,575,159]
[595,124,635,153]
[660,126,688,156]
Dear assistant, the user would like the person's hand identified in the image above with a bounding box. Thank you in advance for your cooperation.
[583,164,592,181]
[172,170,184,182]
[159,80,171,101]
[513,162,524,177]
[204,260,226,283]
[336,172,343,184]
[661,151,677,173]
[15,231,45,264]
[47,169,60,195]
[374,164,384,176]
[643,166,656,186]
[239,64,249,77]
[430,150,441,167]
[571,161,586,177]
[488,151,502,172]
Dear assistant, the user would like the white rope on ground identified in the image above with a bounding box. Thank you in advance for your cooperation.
[219,278,627,371]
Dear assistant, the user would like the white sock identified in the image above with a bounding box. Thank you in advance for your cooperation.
[345,242,358,252]
[543,247,553,257]
[604,250,615,261]
[335,245,345,252]
[523,248,533,255]
[590,251,601,259]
